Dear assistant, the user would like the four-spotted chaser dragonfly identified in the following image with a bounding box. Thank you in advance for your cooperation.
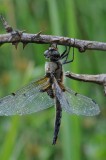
[0,44,100,145]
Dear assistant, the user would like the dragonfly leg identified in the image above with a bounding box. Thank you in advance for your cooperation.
[62,46,74,64]
[60,46,71,60]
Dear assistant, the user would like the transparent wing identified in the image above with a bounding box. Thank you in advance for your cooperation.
[0,77,54,116]
[53,77,100,116]
[62,88,100,116]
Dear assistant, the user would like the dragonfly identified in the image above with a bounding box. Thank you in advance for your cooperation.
[0,44,100,145]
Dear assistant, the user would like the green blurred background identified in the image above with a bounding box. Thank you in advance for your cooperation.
[0,0,106,160]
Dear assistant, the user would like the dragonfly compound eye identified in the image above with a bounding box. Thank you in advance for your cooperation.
[44,48,60,60]
[52,50,60,57]
[50,50,60,61]
[44,50,50,58]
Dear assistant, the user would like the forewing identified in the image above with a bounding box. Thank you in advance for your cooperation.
[0,77,54,116]
[53,77,100,116]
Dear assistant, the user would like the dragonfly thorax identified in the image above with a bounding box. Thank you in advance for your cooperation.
[45,61,63,82]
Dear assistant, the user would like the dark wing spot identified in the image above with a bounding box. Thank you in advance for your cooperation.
[75,92,78,96]
[11,92,16,96]
[23,93,26,97]
[39,89,45,92]
[92,99,97,104]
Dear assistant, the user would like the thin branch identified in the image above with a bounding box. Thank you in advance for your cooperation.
[65,71,106,95]
[0,15,106,52]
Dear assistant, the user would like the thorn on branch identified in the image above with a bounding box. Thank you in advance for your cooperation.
[31,31,43,41]
[23,42,28,49]
[31,32,43,42]
[0,14,13,33]
[13,42,19,49]
[11,31,23,48]
[36,31,42,37]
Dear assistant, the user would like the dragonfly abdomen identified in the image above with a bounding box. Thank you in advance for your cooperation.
[52,98,62,145]
[47,89,54,98]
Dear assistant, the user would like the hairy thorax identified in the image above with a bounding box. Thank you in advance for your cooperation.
[45,61,63,82]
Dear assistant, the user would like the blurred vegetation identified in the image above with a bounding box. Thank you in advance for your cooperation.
[0,0,106,160]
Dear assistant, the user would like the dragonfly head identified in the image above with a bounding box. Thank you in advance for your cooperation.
[44,46,60,61]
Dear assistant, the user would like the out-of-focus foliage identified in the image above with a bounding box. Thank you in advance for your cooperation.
[0,0,106,160]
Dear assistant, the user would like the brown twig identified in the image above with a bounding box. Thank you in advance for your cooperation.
[0,15,106,52]
[65,71,106,95]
